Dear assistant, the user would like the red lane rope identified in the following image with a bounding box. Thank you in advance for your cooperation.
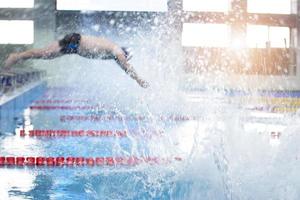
[60,115,196,122]
[18,130,128,137]
[45,87,77,91]
[30,106,98,110]
[33,100,91,104]
[0,156,183,167]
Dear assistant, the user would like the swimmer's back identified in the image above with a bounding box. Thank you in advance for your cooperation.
[78,36,127,59]
[80,36,118,52]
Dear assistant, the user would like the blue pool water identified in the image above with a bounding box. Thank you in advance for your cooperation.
[0,86,196,200]
[1,85,300,199]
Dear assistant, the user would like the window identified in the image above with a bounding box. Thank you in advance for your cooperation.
[57,0,168,12]
[0,20,34,44]
[0,0,34,8]
[247,25,290,48]
[183,0,229,12]
[182,23,230,47]
[248,0,291,14]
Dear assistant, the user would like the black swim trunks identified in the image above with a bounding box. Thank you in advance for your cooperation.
[121,47,133,61]
[59,33,81,54]
[102,47,133,61]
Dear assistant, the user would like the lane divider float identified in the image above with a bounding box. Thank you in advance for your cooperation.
[34,99,91,104]
[19,130,128,137]
[60,115,197,122]
[30,106,98,110]
[0,156,183,167]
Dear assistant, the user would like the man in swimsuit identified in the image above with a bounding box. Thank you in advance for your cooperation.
[3,33,149,88]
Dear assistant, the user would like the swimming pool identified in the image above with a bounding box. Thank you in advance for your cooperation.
[1,86,300,200]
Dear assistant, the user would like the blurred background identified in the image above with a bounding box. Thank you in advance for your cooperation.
[0,0,299,91]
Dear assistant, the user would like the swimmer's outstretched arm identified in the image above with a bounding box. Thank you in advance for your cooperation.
[3,42,61,69]
[113,48,149,88]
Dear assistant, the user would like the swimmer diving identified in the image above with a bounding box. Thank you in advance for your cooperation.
[3,33,149,88]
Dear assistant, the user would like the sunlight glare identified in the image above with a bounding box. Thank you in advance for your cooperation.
[248,0,291,14]
[247,25,289,48]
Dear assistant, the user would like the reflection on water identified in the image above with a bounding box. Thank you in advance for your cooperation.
[0,168,35,200]
[2,85,300,199]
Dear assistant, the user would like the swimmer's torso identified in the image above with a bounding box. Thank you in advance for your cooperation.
[77,35,118,59]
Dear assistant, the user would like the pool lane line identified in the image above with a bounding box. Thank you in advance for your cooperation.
[0,156,183,167]
[33,99,91,104]
[30,105,300,113]
[60,115,197,122]
[247,105,299,113]
[30,105,99,110]
[16,129,164,137]
[18,130,128,137]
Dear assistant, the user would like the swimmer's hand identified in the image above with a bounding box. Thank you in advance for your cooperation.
[137,79,149,88]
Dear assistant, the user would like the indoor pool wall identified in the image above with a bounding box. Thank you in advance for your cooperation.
[0,82,46,134]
